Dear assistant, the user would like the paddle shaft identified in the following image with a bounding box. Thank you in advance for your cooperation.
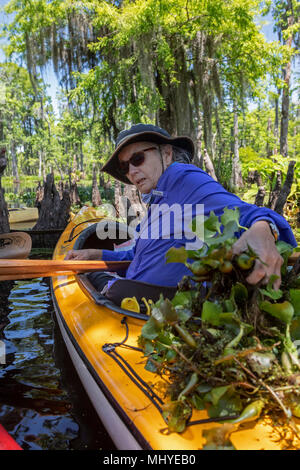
[0,252,298,281]
[0,259,131,281]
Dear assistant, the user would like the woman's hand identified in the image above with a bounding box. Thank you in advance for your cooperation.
[232,221,283,290]
[64,249,103,261]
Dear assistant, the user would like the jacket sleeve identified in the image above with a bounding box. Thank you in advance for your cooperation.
[177,167,297,247]
[102,246,136,261]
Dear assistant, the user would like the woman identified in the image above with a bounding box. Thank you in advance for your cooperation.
[66,123,296,302]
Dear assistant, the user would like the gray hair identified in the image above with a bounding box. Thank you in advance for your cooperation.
[159,143,192,165]
[171,145,192,164]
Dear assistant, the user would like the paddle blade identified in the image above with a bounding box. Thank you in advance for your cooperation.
[0,232,32,259]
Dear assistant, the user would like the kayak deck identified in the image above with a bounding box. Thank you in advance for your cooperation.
[9,207,38,230]
[51,207,300,450]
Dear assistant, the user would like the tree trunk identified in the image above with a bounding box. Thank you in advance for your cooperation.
[203,149,217,181]
[255,186,266,207]
[266,117,272,157]
[114,180,122,219]
[231,104,243,188]
[280,57,292,157]
[35,181,44,212]
[274,160,296,215]
[274,92,280,154]
[38,150,43,179]
[196,120,203,169]
[123,184,146,225]
[0,148,9,234]
[279,4,294,157]
[33,173,71,230]
[92,164,102,207]
[268,171,282,210]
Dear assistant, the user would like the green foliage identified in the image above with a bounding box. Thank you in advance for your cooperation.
[0,0,298,232]
[139,208,300,440]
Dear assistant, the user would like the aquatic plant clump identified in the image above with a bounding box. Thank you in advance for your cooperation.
[138,208,300,442]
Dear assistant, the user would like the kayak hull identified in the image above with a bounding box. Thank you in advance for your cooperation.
[52,287,142,450]
[0,424,22,450]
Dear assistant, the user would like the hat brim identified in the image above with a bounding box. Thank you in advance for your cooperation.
[101,131,194,184]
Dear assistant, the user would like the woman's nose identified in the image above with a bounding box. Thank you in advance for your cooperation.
[128,162,139,176]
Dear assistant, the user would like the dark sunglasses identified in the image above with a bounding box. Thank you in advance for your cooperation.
[118,146,158,175]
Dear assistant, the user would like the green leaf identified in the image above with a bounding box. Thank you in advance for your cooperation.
[220,207,245,230]
[204,211,222,234]
[176,307,194,323]
[208,392,243,418]
[210,386,230,406]
[206,220,239,247]
[141,316,161,340]
[171,291,192,308]
[190,215,205,241]
[165,246,188,264]
[157,330,175,346]
[196,383,212,394]
[276,241,294,272]
[290,318,300,341]
[259,275,283,300]
[202,301,223,326]
[145,357,158,373]
[260,300,294,324]
[143,339,155,355]
[290,289,300,317]
[276,241,294,259]
[159,298,179,323]
[219,311,240,326]
[165,349,177,362]
[230,282,249,305]
[190,394,205,410]
[162,401,192,433]
[151,304,165,327]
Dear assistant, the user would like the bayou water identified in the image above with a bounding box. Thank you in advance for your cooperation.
[0,277,116,450]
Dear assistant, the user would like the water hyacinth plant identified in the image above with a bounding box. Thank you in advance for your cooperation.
[138,208,300,446]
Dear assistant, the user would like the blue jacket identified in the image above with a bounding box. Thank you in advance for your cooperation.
[102,163,297,287]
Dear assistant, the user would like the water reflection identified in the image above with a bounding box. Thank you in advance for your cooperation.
[0,278,115,450]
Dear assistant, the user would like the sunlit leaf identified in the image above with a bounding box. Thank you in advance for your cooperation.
[162,401,192,433]
[221,207,245,230]
[165,246,188,264]
[204,211,222,234]
[260,300,294,324]
[171,291,192,308]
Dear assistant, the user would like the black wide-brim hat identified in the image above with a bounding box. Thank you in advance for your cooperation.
[101,123,195,184]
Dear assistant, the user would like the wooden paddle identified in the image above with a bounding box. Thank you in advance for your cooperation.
[0,232,32,259]
[0,259,131,281]
[0,252,298,281]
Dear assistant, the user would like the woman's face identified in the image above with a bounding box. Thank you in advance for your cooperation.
[118,142,172,193]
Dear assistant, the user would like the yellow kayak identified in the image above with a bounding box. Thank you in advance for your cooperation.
[9,207,38,230]
[51,206,300,450]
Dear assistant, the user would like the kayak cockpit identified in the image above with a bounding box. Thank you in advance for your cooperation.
[70,220,149,320]
[69,220,177,320]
